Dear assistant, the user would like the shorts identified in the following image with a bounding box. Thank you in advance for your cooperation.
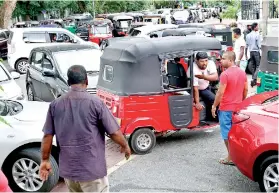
[218,110,233,140]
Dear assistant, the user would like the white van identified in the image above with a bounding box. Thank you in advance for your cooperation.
[7,27,99,74]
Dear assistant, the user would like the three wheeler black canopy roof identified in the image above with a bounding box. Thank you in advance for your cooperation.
[97,36,222,95]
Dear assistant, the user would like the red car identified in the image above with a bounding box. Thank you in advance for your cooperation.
[229,90,278,192]
[0,170,12,192]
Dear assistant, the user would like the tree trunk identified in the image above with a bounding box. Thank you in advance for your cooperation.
[0,0,17,28]
[77,1,86,13]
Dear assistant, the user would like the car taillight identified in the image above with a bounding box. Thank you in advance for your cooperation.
[232,112,250,124]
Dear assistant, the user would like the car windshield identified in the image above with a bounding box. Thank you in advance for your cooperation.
[92,26,108,34]
[129,29,141,36]
[0,65,10,82]
[53,49,101,76]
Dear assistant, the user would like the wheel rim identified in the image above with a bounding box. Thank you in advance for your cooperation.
[27,86,33,101]
[17,61,28,73]
[12,158,43,192]
[263,163,279,192]
[136,133,152,150]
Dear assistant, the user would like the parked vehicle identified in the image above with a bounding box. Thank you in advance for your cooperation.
[7,27,98,74]
[229,90,278,192]
[0,99,59,192]
[26,44,100,102]
[142,14,164,24]
[129,24,177,38]
[63,15,92,34]
[0,61,23,100]
[162,27,212,37]
[0,29,10,58]
[97,36,222,154]
[89,19,113,46]
[107,15,133,36]
[171,10,192,24]
[126,12,144,23]
[256,36,278,93]
[0,171,12,192]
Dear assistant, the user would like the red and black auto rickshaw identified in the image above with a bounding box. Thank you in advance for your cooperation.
[89,19,113,46]
[97,36,222,154]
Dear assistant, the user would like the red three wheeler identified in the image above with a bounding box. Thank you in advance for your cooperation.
[97,36,222,154]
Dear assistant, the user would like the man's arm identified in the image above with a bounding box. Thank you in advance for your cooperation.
[203,72,218,81]
[213,83,226,107]
[256,34,261,49]
[243,79,248,100]
[99,101,131,158]
[41,135,53,161]
[238,46,245,61]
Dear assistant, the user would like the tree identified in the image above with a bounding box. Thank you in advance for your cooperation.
[0,0,17,28]
[221,0,240,19]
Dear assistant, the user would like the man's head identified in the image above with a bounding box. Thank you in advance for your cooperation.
[221,51,236,68]
[196,52,208,70]
[251,22,259,31]
[67,65,88,88]
[233,27,241,39]
[174,58,180,63]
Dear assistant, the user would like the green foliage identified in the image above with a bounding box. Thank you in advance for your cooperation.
[221,0,240,19]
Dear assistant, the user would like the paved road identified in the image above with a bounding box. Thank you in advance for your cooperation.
[109,128,259,192]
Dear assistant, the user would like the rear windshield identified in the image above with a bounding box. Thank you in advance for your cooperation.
[103,65,113,82]
[7,31,13,44]
[267,51,278,64]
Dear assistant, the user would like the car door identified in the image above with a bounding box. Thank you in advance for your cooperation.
[40,54,60,102]
[0,31,8,57]
[28,51,44,100]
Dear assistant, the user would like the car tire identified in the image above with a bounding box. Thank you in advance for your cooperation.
[246,59,255,74]
[258,155,278,192]
[129,128,156,155]
[27,84,35,101]
[15,58,29,74]
[3,148,59,192]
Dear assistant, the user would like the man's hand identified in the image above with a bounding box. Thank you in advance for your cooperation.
[195,74,205,79]
[211,105,217,118]
[121,145,131,160]
[39,160,52,181]
[195,103,204,111]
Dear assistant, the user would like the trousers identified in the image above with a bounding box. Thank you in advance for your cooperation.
[250,51,261,80]
[64,176,109,192]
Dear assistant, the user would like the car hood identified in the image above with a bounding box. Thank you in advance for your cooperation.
[12,101,50,122]
[0,80,22,99]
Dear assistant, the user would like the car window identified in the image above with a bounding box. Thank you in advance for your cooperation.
[4,30,10,38]
[23,32,47,43]
[31,52,44,70]
[0,32,6,41]
[42,56,53,70]
[49,32,72,43]
[129,29,141,36]
[267,51,278,64]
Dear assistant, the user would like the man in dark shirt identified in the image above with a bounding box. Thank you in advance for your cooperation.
[39,65,131,192]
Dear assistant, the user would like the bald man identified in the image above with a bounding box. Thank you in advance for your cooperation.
[211,51,248,165]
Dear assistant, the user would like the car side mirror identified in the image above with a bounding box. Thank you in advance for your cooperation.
[42,68,56,77]
[10,71,20,79]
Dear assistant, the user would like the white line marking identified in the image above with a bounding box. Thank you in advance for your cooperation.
[107,155,137,175]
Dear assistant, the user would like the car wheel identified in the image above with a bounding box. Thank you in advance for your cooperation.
[258,155,278,192]
[27,84,35,101]
[4,148,59,192]
[129,128,156,155]
[15,59,29,74]
[246,59,255,74]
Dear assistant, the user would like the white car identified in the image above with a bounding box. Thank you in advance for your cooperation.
[7,27,99,74]
[129,24,178,38]
[0,99,59,192]
[0,62,24,100]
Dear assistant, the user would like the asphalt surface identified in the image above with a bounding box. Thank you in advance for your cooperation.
[109,128,260,192]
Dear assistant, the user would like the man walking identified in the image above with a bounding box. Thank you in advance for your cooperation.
[211,51,248,165]
[233,28,246,70]
[245,22,261,87]
[39,65,131,192]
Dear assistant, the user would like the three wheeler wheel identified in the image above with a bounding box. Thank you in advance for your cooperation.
[129,128,156,155]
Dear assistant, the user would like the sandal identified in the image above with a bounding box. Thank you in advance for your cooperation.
[219,158,235,166]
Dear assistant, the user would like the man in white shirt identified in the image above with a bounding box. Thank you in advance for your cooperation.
[188,52,218,119]
[233,28,246,70]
